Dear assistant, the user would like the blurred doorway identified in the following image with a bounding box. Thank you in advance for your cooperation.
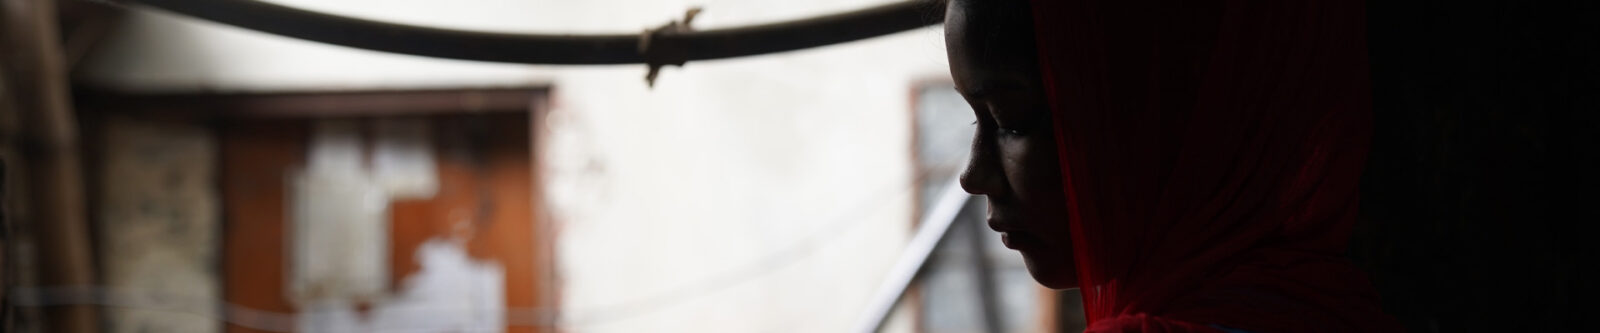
[83,88,553,333]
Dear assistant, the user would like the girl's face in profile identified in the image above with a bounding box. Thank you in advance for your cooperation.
[944,1,1077,289]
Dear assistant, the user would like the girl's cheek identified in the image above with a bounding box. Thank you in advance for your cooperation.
[1000,139,1046,197]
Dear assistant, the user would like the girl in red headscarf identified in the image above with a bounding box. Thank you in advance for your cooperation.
[944,0,1404,332]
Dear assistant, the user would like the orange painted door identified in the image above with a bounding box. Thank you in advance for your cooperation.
[221,113,551,333]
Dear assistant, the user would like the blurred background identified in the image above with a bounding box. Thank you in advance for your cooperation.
[3,0,1595,333]
[2,0,1079,332]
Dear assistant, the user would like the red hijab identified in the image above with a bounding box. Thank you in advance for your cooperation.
[1026,0,1403,332]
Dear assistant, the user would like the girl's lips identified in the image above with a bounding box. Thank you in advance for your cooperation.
[1001,231,1043,250]
[986,217,1016,233]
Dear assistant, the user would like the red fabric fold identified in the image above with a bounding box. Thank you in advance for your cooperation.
[1025,0,1403,332]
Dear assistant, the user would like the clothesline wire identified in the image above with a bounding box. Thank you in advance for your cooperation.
[561,154,968,327]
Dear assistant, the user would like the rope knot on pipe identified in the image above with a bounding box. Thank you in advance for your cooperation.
[640,7,702,87]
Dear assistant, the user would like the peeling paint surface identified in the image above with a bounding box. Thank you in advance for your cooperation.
[289,118,509,332]
[291,121,390,304]
[298,239,506,333]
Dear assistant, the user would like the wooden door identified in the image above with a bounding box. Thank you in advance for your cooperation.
[220,112,551,333]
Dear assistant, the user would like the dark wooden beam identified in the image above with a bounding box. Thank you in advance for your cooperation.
[1,0,100,331]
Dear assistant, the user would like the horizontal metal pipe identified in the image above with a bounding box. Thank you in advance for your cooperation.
[126,0,946,65]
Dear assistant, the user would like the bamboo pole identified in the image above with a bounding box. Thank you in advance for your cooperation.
[127,0,947,65]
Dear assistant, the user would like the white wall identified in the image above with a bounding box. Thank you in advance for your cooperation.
[80,1,951,332]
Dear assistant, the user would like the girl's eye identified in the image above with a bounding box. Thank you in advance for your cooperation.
[997,127,1025,136]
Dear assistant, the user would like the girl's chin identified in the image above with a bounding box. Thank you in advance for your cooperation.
[1020,252,1077,289]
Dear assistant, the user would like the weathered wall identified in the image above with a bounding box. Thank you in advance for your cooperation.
[94,116,219,333]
